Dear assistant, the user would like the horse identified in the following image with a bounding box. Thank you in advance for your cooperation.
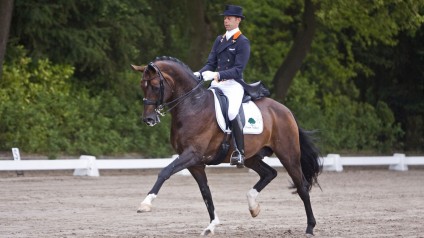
[131,56,322,236]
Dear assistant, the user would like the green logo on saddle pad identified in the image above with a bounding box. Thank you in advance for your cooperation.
[248,118,256,125]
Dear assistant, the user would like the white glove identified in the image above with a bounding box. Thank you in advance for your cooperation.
[202,71,218,81]
[193,72,200,78]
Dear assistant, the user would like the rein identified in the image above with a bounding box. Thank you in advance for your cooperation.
[143,62,204,116]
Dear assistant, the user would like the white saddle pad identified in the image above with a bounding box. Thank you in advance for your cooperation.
[210,89,263,134]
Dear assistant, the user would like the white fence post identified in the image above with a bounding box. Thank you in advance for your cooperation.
[389,153,408,171]
[12,148,21,161]
[324,154,343,172]
[73,155,99,177]
[11,148,24,176]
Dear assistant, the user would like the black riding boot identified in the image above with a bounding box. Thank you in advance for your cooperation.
[230,115,245,168]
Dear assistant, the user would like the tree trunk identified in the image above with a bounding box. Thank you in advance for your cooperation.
[0,0,14,79]
[185,0,212,70]
[272,0,317,102]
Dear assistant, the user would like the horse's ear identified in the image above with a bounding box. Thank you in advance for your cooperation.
[131,64,146,72]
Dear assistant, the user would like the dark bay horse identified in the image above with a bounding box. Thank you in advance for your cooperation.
[131,56,321,236]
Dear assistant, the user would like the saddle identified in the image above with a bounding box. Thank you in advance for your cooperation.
[210,87,263,134]
[206,81,269,165]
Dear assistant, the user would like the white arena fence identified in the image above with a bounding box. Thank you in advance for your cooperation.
[0,148,423,176]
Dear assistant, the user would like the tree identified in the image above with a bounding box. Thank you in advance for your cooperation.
[9,0,162,90]
[3,0,423,155]
[272,0,317,101]
[145,0,217,70]
[315,0,424,151]
[184,0,214,69]
[0,0,14,79]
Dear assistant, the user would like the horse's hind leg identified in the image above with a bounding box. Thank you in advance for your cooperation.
[275,150,316,236]
[244,147,277,217]
[295,174,316,236]
[187,165,220,236]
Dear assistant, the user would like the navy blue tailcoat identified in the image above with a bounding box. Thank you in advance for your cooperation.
[199,32,250,81]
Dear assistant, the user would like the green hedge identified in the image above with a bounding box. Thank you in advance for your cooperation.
[0,46,172,158]
[286,75,403,154]
[0,46,403,157]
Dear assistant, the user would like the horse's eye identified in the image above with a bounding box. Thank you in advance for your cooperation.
[149,80,160,92]
[151,85,160,93]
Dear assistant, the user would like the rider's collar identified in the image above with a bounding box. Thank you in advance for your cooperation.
[224,28,241,40]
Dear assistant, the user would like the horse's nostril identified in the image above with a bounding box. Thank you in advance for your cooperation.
[143,116,157,126]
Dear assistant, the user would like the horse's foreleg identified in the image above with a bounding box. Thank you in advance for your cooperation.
[137,193,157,212]
[244,155,277,217]
[137,152,201,213]
[187,165,220,236]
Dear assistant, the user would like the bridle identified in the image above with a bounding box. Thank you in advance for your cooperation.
[142,62,166,108]
[142,62,204,117]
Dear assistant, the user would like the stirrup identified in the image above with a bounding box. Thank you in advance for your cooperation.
[230,150,245,168]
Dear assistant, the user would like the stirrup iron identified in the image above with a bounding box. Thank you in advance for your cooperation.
[230,150,245,168]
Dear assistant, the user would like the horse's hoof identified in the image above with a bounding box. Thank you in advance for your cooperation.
[201,229,214,236]
[249,204,261,217]
[201,217,219,236]
[137,203,152,213]
[305,233,314,237]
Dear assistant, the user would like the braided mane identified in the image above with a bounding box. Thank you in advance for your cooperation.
[153,56,194,74]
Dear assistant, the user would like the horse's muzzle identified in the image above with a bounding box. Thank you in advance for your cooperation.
[142,114,160,126]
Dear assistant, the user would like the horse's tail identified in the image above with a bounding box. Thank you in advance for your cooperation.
[298,128,322,191]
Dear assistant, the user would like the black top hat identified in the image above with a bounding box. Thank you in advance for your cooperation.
[220,5,245,19]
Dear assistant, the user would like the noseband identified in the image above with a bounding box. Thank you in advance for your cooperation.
[142,62,204,117]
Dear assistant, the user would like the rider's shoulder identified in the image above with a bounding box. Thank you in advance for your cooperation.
[238,34,249,42]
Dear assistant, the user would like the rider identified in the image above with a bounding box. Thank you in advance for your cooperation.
[194,5,250,168]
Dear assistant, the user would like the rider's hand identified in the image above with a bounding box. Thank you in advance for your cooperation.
[202,71,218,81]
[193,72,200,78]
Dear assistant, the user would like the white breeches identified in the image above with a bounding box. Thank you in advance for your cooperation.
[211,79,244,120]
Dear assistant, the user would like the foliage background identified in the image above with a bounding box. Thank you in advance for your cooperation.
[1,0,423,157]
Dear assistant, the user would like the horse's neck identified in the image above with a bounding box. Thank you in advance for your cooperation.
[170,87,213,120]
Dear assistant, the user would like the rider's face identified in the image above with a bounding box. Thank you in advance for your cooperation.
[224,16,241,31]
